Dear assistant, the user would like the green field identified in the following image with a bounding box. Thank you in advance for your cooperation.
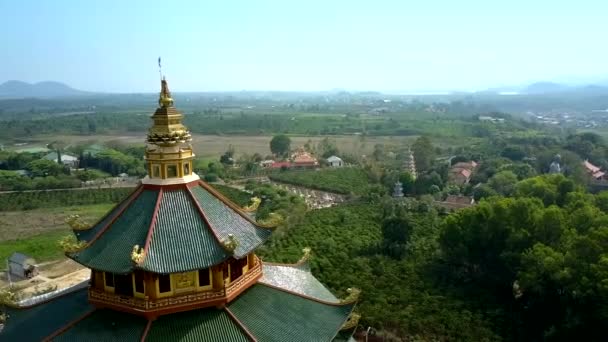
[0,203,113,262]
[270,167,371,194]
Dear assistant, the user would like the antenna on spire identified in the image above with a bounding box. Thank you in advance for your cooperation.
[158,56,162,80]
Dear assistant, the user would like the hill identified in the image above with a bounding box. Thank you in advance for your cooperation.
[0,80,90,98]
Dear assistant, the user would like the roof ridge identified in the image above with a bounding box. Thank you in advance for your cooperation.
[81,185,145,248]
[42,308,96,341]
[198,181,270,230]
[185,185,227,252]
[3,286,88,310]
[256,282,356,308]
[75,185,141,235]
[143,188,164,253]
[223,307,258,342]
[140,319,153,342]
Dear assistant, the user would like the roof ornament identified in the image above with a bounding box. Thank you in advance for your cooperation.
[131,245,146,264]
[58,235,87,253]
[242,197,261,213]
[341,312,361,330]
[221,234,239,253]
[256,212,284,228]
[65,215,91,231]
[297,247,312,264]
[340,287,361,304]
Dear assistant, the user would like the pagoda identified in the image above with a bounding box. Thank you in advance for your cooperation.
[0,76,359,341]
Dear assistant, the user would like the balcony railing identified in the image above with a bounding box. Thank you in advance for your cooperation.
[89,256,262,315]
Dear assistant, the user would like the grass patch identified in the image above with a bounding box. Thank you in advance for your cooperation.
[0,203,113,264]
[0,230,69,263]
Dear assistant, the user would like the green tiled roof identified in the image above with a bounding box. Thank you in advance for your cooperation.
[146,307,249,342]
[191,185,271,258]
[54,309,148,342]
[141,189,228,273]
[260,263,339,303]
[70,189,158,274]
[75,186,143,242]
[0,288,92,342]
[71,181,271,274]
[228,284,354,342]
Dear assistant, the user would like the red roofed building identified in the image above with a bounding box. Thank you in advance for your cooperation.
[449,161,477,185]
[583,160,606,180]
[290,148,319,169]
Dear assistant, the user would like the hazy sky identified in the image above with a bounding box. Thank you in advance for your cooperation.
[2,0,607,93]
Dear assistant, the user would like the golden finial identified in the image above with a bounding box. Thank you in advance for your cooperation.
[159,77,174,108]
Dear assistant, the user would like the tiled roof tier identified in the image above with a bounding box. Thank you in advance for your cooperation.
[53,309,148,341]
[69,181,272,274]
[1,269,355,341]
[228,283,355,342]
[145,307,250,341]
[0,287,93,341]
[260,262,339,303]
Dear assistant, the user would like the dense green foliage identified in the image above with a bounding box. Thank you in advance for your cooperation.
[209,184,252,207]
[440,174,608,340]
[0,187,133,211]
[259,203,498,340]
[269,168,371,195]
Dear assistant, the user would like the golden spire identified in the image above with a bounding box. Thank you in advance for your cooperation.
[144,66,197,184]
[159,77,174,108]
[146,75,192,146]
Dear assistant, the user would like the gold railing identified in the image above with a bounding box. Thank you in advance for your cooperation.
[89,257,262,313]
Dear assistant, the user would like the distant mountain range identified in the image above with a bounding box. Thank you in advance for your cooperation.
[0,80,91,98]
[2,79,608,99]
[483,81,608,95]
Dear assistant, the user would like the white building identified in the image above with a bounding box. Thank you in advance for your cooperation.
[43,152,79,168]
[326,155,343,167]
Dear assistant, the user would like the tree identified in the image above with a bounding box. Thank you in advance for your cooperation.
[411,136,435,171]
[26,159,63,177]
[220,145,235,165]
[501,145,526,161]
[473,184,498,201]
[270,134,291,157]
[488,170,518,196]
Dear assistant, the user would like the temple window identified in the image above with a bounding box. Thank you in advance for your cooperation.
[198,268,211,288]
[152,165,161,178]
[166,164,178,178]
[104,272,115,288]
[133,270,145,294]
[159,274,172,293]
[184,163,190,176]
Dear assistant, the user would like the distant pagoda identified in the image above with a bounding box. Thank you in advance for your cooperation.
[392,181,404,198]
[403,148,416,179]
[1,76,358,341]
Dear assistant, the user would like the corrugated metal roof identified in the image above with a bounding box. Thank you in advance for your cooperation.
[191,186,271,258]
[260,263,339,303]
[228,284,354,342]
[146,308,249,342]
[75,186,143,242]
[71,189,158,274]
[54,309,147,341]
[141,189,228,273]
[0,288,92,342]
